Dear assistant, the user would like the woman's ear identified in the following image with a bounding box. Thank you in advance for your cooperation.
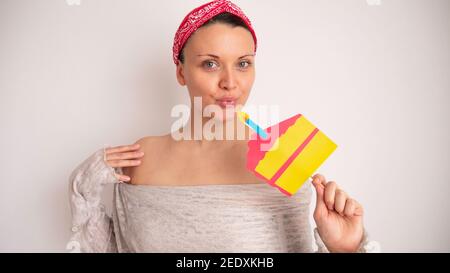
[176,63,186,86]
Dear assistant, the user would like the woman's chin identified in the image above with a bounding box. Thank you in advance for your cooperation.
[212,107,236,122]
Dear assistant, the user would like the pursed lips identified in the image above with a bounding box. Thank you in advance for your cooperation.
[215,97,238,108]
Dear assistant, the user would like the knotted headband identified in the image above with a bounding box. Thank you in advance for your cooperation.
[172,0,257,65]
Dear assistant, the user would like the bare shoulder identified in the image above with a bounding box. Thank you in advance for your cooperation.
[134,135,171,150]
[122,134,172,182]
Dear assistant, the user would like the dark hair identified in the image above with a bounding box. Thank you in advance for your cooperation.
[178,12,252,64]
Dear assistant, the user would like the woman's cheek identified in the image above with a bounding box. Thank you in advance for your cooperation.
[241,77,254,97]
[195,74,218,96]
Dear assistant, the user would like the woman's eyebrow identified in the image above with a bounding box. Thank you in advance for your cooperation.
[238,54,256,58]
[197,54,220,59]
[197,53,255,59]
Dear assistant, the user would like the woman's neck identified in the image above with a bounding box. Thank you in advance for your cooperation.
[176,115,253,145]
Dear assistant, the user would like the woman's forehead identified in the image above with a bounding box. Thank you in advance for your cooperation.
[185,24,255,57]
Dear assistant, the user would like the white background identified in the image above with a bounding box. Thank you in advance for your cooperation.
[0,0,449,252]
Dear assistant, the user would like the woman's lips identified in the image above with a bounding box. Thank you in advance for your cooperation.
[216,99,237,108]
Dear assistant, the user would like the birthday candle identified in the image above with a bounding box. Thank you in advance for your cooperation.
[237,111,269,140]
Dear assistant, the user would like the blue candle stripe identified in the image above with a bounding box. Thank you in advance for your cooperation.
[246,118,269,139]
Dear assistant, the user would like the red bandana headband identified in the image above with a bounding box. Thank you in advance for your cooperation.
[172,0,257,65]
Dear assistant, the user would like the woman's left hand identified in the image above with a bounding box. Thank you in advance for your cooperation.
[311,173,365,253]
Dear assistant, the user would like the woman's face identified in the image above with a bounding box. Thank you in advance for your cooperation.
[176,23,256,121]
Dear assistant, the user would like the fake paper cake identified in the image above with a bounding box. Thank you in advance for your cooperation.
[245,113,337,196]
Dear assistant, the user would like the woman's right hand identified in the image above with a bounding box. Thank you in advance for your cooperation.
[104,144,144,182]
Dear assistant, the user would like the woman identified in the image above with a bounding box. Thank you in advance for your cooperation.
[68,0,379,253]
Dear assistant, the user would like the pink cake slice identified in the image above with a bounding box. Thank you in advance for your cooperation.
[247,114,302,195]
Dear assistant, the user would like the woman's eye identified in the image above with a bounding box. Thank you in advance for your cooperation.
[203,61,218,69]
[238,61,251,69]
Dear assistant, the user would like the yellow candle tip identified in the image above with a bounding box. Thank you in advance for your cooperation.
[237,111,249,123]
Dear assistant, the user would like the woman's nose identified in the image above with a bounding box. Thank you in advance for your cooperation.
[219,67,237,91]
